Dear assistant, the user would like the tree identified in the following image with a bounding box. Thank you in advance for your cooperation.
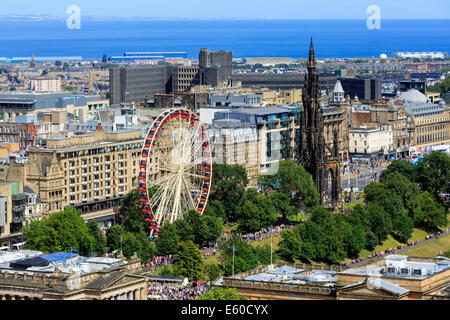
[267,191,297,221]
[121,232,140,259]
[173,218,195,242]
[155,223,180,256]
[185,210,209,245]
[259,160,319,209]
[22,207,94,256]
[201,215,223,244]
[380,172,420,220]
[236,189,277,233]
[106,225,124,252]
[87,220,106,256]
[415,152,450,196]
[365,202,392,243]
[218,233,258,276]
[415,191,448,231]
[203,263,222,282]
[118,189,145,233]
[173,241,204,281]
[278,229,301,262]
[203,200,227,222]
[196,287,247,300]
[379,160,415,182]
[392,214,414,243]
[209,164,248,222]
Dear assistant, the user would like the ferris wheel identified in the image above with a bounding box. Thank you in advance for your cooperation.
[138,108,212,240]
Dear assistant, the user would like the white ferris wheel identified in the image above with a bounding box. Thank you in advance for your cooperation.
[138,108,212,240]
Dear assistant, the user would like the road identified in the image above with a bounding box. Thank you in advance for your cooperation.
[341,163,387,191]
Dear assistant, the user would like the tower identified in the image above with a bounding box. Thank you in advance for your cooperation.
[297,38,328,204]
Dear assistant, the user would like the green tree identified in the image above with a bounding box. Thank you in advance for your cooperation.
[218,233,258,276]
[267,191,297,221]
[278,229,301,262]
[209,164,248,222]
[203,200,227,222]
[173,218,195,242]
[415,191,448,231]
[22,207,94,256]
[380,172,420,220]
[106,225,124,252]
[259,160,320,209]
[87,220,106,256]
[236,189,277,233]
[196,287,247,300]
[415,152,450,196]
[379,160,415,182]
[118,189,145,233]
[201,215,224,244]
[203,263,222,282]
[155,223,180,256]
[173,241,204,281]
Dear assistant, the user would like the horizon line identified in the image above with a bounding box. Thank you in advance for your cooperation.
[1,15,450,21]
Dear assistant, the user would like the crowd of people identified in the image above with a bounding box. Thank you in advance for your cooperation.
[144,255,173,271]
[147,282,211,300]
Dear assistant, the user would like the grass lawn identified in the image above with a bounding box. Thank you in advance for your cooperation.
[343,202,361,210]
[401,233,450,257]
[349,228,433,261]
[290,212,310,222]
[249,234,282,251]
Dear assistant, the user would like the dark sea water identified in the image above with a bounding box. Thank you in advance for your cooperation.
[0,19,449,59]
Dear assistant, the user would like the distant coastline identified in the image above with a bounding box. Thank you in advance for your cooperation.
[0,19,449,60]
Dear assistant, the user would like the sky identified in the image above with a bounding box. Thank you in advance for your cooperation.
[1,0,450,20]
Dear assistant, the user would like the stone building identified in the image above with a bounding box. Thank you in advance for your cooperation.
[398,89,450,152]
[207,120,259,185]
[349,124,393,161]
[217,255,450,300]
[0,122,36,150]
[0,251,148,300]
[22,128,144,226]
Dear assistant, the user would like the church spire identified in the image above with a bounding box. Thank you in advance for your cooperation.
[307,37,316,69]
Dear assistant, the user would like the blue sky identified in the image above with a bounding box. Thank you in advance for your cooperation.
[1,0,450,19]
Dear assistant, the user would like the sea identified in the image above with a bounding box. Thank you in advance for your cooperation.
[0,19,449,60]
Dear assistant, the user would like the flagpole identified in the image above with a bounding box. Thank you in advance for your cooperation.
[232,248,235,276]
[270,234,273,266]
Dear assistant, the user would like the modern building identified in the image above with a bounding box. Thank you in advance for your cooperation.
[398,80,426,94]
[109,49,232,105]
[0,92,108,123]
[109,65,175,106]
[231,72,337,93]
[29,77,61,92]
[338,77,382,102]
[212,106,300,176]
[199,49,233,86]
